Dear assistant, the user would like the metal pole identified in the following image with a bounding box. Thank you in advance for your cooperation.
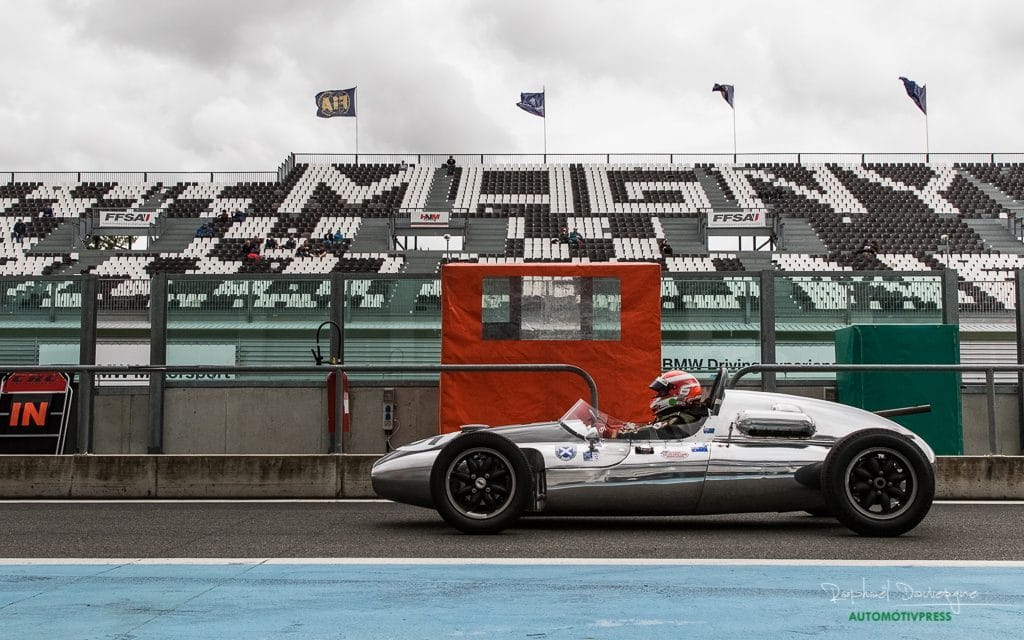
[941,268,959,325]
[148,273,168,453]
[986,368,998,454]
[77,275,98,453]
[330,272,346,454]
[1015,270,1024,453]
[759,270,776,392]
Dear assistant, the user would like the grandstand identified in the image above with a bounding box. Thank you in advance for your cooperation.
[4,154,1024,319]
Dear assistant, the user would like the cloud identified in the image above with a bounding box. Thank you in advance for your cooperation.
[1,0,1022,169]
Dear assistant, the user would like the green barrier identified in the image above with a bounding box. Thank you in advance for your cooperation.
[835,325,963,455]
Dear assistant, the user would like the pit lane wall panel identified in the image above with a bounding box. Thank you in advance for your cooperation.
[0,455,1019,499]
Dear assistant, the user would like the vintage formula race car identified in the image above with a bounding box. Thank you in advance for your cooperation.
[371,368,936,536]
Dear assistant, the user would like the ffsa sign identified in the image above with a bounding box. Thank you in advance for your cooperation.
[707,211,766,228]
[98,211,154,228]
[0,372,73,453]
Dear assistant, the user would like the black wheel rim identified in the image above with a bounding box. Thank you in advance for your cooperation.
[445,447,517,520]
[844,446,918,521]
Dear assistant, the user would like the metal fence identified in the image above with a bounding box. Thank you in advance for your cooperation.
[289,152,1024,167]
[3,274,1016,320]
[7,153,1024,185]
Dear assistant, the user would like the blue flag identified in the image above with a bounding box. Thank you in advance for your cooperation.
[516,92,545,117]
[898,77,927,115]
[315,88,357,117]
[712,83,734,108]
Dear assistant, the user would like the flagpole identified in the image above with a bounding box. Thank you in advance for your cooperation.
[732,104,737,162]
[925,114,930,161]
[543,85,547,161]
[355,86,359,161]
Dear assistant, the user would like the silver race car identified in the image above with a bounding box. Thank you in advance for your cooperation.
[371,368,936,537]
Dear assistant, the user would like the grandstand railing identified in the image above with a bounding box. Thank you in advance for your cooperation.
[290,152,1024,166]
[8,153,1024,185]
[0,171,278,185]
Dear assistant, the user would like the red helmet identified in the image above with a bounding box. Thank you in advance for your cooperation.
[649,370,702,417]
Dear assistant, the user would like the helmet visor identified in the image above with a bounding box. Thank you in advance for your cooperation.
[648,377,672,397]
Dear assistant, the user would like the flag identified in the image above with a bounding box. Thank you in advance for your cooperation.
[516,92,545,117]
[712,83,734,108]
[315,88,357,117]
[898,77,927,115]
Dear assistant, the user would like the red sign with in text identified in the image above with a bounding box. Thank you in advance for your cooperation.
[0,372,73,449]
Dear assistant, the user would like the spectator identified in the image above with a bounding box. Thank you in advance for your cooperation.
[857,238,878,256]
[296,242,311,258]
[284,237,297,250]
[218,210,230,223]
[332,229,345,244]
[264,237,278,250]
[400,160,409,171]
[245,249,260,262]
[659,238,674,256]
[445,155,456,176]
[232,209,247,222]
[312,242,328,258]
[568,228,584,249]
[323,230,334,245]
[41,204,54,218]
[553,226,569,245]
[12,219,28,243]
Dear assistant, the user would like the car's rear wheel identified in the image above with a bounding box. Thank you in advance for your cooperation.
[822,429,934,537]
[430,431,531,534]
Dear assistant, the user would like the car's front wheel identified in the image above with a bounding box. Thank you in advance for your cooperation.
[822,429,934,537]
[430,431,531,534]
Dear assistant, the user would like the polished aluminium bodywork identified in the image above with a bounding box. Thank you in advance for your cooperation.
[371,388,937,518]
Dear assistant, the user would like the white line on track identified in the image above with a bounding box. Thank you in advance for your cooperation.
[2,558,1023,567]
[0,499,392,504]
[0,499,1021,504]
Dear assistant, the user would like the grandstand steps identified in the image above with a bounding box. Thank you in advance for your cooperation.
[349,218,391,252]
[27,220,78,254]
[693,167,739,210]
[401,250,443,275]
[464,219,508,254]
[962,173,1021,214]
[149,218,210,253]
[962,219,1024,255]
[778,217,829,253]
[736,251,775,273]
[424,168,454,211]
[659,218,706,254]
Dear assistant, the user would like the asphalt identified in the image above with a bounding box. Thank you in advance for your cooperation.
[0,501,1020,560]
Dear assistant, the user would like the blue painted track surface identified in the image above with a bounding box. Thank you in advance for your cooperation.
[1,562,1021,639]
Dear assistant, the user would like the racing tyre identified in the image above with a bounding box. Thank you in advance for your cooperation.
[822,429,934,537]
[430,431,532,534]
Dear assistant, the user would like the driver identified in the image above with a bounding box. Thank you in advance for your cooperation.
[615,370,709,440]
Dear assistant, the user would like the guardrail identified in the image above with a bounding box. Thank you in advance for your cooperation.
[0,364,598,455]
[729,363,1024,453]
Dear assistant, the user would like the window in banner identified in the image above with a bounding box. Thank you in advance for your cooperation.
[482,276,620,341]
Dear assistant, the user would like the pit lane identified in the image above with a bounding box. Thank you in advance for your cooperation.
[0,500,1021,560]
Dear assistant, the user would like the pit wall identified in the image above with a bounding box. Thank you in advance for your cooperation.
[92,383,1021,456]
[0,455,1019,500]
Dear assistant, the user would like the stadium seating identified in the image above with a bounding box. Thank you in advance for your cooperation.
[4,158,1024,315]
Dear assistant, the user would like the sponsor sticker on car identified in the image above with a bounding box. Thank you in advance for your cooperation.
[583,450,599,462]
[660,450,690,460]
[555,445,577,461]
[691,444,709,453]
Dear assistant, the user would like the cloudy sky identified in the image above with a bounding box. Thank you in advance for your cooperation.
[1,0,1020,170]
